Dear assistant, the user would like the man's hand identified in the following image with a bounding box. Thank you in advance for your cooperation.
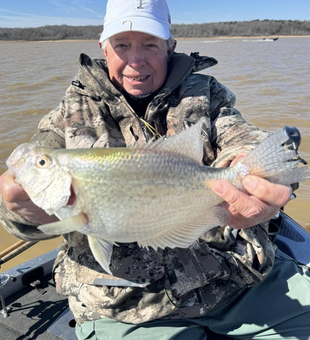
[0,170,58,225]
[211,176,292,229]
[210,152,292,229]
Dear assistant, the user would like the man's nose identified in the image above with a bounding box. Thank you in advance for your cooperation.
[127,47,145,68]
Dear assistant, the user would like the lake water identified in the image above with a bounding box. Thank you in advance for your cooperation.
[1,37,310,271]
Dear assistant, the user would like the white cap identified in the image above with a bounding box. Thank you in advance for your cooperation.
[99,0,171,42]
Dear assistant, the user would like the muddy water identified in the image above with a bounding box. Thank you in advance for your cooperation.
[0,37,309,270]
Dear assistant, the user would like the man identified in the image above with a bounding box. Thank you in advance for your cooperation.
[1,0,310,339]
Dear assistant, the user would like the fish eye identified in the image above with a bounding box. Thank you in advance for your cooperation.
[36,155,51,168]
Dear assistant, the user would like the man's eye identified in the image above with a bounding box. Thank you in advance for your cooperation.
[115,44,127,48]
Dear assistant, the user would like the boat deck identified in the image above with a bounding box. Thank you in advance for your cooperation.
[0,272,70,339]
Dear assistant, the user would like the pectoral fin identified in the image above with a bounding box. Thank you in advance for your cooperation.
[88,235,114,275]
[38,212,87,235]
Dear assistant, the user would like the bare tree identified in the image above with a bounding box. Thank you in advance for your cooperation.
[1,20,310,41]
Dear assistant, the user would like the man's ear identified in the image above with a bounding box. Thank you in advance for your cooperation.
[168,40,177,59]
[99,41,108,57]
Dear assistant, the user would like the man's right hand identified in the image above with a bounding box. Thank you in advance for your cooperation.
[0,170,59,225]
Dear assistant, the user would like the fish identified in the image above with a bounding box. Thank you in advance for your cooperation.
[6,120,310,275]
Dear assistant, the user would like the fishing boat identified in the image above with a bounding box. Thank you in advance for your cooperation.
[263,37,279,41]
[0,208,309,340]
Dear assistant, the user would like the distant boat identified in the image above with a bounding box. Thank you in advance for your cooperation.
[263,37,279,41]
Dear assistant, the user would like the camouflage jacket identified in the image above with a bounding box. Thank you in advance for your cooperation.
[0,52,275,325]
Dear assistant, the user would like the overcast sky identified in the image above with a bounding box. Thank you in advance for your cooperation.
[1,0,310,28]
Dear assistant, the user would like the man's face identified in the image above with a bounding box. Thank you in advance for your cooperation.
[102,31,174,97]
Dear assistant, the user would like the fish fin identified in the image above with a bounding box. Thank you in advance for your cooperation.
[88,236,114,275]
[139,117,206,164]
[138,206,230,250]
[239,127,310,186]
[38,212,87,235]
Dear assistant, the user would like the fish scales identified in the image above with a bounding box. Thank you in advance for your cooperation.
[56,149,222,239]
[6,119,310,275]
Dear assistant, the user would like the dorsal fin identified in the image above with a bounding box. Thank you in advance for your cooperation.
[139,118,206,164]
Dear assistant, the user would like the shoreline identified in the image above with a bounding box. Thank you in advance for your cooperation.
[1,35,310,43]
[177,35,310,40]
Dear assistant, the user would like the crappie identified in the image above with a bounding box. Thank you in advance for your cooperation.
[6,120,310,275]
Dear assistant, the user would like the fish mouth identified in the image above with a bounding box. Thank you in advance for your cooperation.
[67,185,76,206]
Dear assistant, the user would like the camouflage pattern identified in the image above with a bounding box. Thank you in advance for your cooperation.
[0,52,276,325]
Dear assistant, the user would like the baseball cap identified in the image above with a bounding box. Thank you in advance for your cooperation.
[99,0,171,42]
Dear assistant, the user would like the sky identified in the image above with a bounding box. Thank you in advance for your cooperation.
[0,0,310,28]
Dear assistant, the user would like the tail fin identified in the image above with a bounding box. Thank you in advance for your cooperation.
[240,127,310,186]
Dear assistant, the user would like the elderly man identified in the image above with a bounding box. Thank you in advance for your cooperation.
[1,0,310,339]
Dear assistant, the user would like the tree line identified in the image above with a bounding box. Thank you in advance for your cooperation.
[1,20,310,41]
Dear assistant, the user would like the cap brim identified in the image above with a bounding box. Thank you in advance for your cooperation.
[99,16,170,42]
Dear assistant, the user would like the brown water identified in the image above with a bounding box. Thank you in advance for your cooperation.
[1,37,310,271]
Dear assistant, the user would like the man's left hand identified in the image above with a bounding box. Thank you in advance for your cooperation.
[211,176,292,229]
